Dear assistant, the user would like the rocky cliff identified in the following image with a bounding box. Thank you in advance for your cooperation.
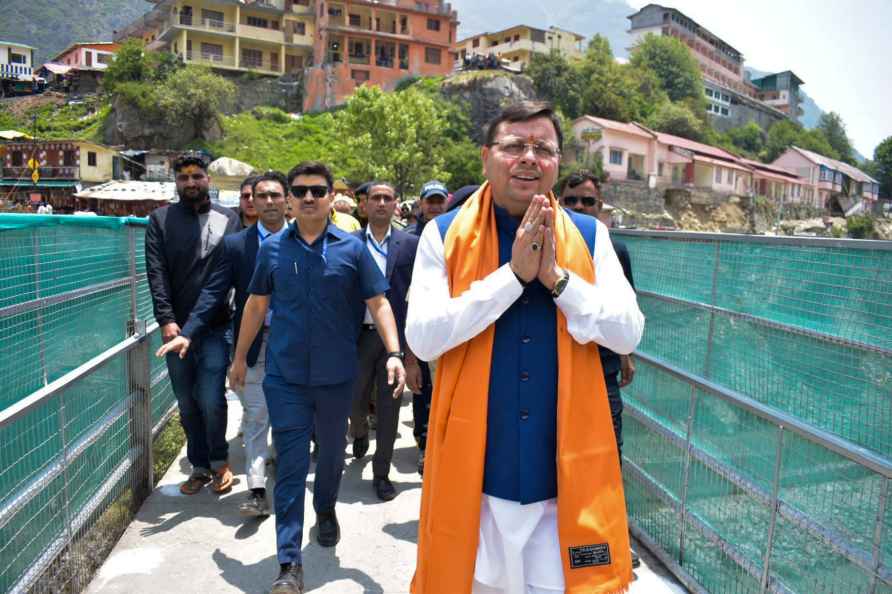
[439,71,537,143]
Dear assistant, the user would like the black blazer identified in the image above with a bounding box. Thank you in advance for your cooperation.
[181,224,266,367]
[353,226,419,350]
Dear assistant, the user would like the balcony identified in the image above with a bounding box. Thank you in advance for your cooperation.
[184,52,237,68]
[3,166,79,180]
[0,63,33,80]
[478,38,539,56]
[175,14,237,34]
[238,23,285,44]
[287,1,314,15]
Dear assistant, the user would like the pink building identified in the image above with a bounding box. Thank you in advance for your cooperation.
[570,116,749,195]
[740,159,806,205]
[772,146,880,213]
[50,42,120,70]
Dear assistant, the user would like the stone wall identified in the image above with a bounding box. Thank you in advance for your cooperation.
[600,180,665,214]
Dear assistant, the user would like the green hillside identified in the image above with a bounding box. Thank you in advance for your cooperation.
[0,0,148,63]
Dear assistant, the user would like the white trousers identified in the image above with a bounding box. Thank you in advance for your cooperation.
[238,331,270,490]
[473,495,564,594]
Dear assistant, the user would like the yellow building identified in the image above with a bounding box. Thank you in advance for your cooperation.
[454,25,584,69]
[115,0,314,76]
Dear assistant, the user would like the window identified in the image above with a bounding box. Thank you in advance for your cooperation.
[202,9,224,26]
[514,34,520,42]
[720,107,729,116]
[11,151,23,167]
[424,47,441,65]
[10,52,26,64]
[63,150,76,167]
[328,7,342,16]
[531,29,546,43]
[609,150,623,165]
[201,43,223,61]
[715,167,722,184]
[427,18,441,31]
[351,69,369,82]
[727,169,733,184]
[705,88,713,97]
[241,48,263,68]
[721,93,730,102]
[399,44,409,69]
[247,16,269,28]
[293,21,306,35]
[96,53,113,65]
[349,14,361,27]
[472,38,480,48]
[658,162,664,177]
[270,52,279,68]
[87,152,97,167]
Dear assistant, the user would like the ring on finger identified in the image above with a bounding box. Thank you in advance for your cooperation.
[531,242,541,252]
[523,223,533,233]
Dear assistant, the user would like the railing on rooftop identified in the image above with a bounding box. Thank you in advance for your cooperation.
[615,229,892,594]
[0,214,175,594]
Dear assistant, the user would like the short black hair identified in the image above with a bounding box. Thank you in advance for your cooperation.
[172,151,210,173]
[483,101,563,151]
[240,175,259,192]
[560,169,601,194]
[251,170,289,196]
[287,161,334,191]
[354,181,372,198]
[367,181,396,196]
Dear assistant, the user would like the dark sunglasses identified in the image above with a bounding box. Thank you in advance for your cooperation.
[290,185,329,199]
[563,195,599,208]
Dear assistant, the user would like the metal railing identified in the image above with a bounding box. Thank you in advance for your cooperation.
[615,229,892,594]
[0,217,175,593]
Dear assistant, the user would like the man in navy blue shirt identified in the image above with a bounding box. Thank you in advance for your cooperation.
[228,161,406,594]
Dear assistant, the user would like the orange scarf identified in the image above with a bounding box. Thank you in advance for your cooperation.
[412,182,632,594]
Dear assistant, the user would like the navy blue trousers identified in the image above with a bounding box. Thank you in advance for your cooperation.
[263,374,354,565]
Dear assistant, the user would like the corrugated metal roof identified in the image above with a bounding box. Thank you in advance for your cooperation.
[791,146,878,184]
[575,116,655,139]
[637,124,741,162]
[75,181,176,201]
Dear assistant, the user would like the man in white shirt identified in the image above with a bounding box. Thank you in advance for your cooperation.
[406,102,644,594]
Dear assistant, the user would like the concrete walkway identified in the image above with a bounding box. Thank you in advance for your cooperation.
[88,393,688,594]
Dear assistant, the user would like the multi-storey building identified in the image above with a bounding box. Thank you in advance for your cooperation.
[454,25,584,70]
[115,0,315,77]
[627,4,803,131]
[1,41,37,96]
[303,0,458,112]
[51,42,121,70]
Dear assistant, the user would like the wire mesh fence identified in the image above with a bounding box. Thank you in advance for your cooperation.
[616,230,892,594]
[0,214,175,594]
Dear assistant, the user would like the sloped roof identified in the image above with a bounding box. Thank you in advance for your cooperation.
[634,123,741,162]
[75,181,176,202]
[740,158,801,180]
[573,116,655,140]
[790,146,878,184]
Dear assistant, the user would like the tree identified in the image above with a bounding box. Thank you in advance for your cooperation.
[873,136,892,197]
[817,112,856,165]
[628,33,706,109]
[577,36,643,122]
[646,101,705,141]
[330,86,450,196]
[102,39,180,93]
[526,51,584,119]
[726,121,765,156]
[156,66,236,141]
[764,119,839,163]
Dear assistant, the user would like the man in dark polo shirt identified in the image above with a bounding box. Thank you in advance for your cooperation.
[228,161,406,594]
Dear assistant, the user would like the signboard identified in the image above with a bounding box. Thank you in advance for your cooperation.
[579,128,603,143]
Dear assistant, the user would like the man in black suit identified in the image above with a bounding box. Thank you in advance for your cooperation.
[157,170,290,518]
[349,181,422,501]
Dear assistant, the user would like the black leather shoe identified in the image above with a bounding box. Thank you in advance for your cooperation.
[352,435,369,459]
[417,448,425,476]
[271,563,304,594]
[373,476,397,501]
[316,509,340,547]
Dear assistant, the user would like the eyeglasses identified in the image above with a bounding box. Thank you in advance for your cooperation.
[368,193,395,203]
[290,185,329,199]
[490,137,561,160]
[563,195,600,208]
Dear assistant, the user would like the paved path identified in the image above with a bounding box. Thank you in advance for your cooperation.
[88,393,688,594]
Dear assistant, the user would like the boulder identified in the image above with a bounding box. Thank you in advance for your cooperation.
[209,157,257,178]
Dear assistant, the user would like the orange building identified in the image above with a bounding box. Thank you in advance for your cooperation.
[303,0,458,112]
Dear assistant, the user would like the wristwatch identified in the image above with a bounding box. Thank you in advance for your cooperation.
[387,351,405,361]
[551,270,570,299]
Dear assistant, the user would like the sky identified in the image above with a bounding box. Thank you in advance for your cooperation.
[624,0,891,157]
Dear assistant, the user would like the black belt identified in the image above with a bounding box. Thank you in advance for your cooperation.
[362,323,376,331]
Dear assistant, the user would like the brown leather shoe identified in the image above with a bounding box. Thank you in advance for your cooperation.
[211,464,233,494]
[180,471,212,495]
